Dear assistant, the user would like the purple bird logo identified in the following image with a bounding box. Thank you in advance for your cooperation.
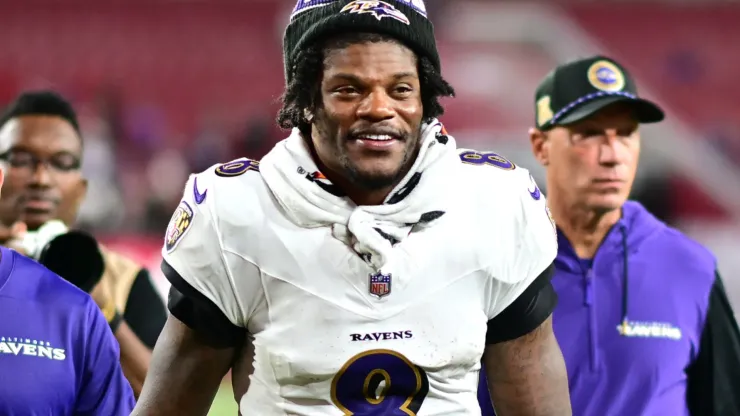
[340,0,411,25]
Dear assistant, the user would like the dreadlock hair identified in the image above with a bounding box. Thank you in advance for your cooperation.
[0,90,81,138]
[277,32,455,136]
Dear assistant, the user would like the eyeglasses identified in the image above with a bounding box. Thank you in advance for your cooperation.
[0,150,81,174]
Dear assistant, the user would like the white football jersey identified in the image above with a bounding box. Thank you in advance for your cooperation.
[162,150,557,416]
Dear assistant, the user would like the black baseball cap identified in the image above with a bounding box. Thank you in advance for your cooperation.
[534,55,664,130]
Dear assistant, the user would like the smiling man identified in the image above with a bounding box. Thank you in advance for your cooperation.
[133,1,571,415]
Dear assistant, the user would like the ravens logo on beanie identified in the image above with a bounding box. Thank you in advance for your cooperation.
[283,0,440,84]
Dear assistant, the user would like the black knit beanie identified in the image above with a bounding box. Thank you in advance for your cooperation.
[283,0,440,85]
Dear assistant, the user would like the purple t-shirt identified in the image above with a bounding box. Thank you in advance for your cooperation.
[0,247,135,415]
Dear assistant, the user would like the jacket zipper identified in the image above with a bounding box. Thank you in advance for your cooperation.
[584,268,598,372]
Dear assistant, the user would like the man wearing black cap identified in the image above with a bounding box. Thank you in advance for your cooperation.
[134,0,572,414]
[479,56,740,415]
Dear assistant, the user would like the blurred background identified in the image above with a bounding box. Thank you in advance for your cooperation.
[2,0,739,413]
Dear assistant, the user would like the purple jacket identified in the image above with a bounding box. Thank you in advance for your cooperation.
[0,247,135,415]
[479,201,740,415]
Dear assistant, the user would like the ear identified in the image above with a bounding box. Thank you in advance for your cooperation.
[529,127,550,167]
[0,168,4,198]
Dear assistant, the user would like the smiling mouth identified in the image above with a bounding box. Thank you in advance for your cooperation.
[350,132,403,151]
[355,134,397,142]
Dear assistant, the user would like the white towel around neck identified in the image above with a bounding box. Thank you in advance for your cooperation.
[260,120,459,274]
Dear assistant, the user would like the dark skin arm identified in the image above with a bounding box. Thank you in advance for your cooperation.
[91,281,154,398]
[483,315,572,416]
[130,316,236,416]
[116,322,151,398]
[116,268,168,397]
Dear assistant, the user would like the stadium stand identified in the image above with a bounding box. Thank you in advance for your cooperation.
[1,1,739,413]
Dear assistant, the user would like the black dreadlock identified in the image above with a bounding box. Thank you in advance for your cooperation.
[277,32,454,136]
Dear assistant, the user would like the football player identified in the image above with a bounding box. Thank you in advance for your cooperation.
[133,1,571,415]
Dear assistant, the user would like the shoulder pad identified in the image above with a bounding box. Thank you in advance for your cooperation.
[456,148,532,188]
[180,157,266,228]
[190,157,263,200]
[213,158,261,178]
[455,148,545,212]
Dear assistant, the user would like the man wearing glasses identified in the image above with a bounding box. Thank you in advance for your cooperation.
[0,90,167,397]
[0,90,135,414]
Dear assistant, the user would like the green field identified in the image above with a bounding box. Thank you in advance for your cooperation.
[208,384,239,416]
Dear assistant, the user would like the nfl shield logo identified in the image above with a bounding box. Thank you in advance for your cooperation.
[369,272,392,298]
